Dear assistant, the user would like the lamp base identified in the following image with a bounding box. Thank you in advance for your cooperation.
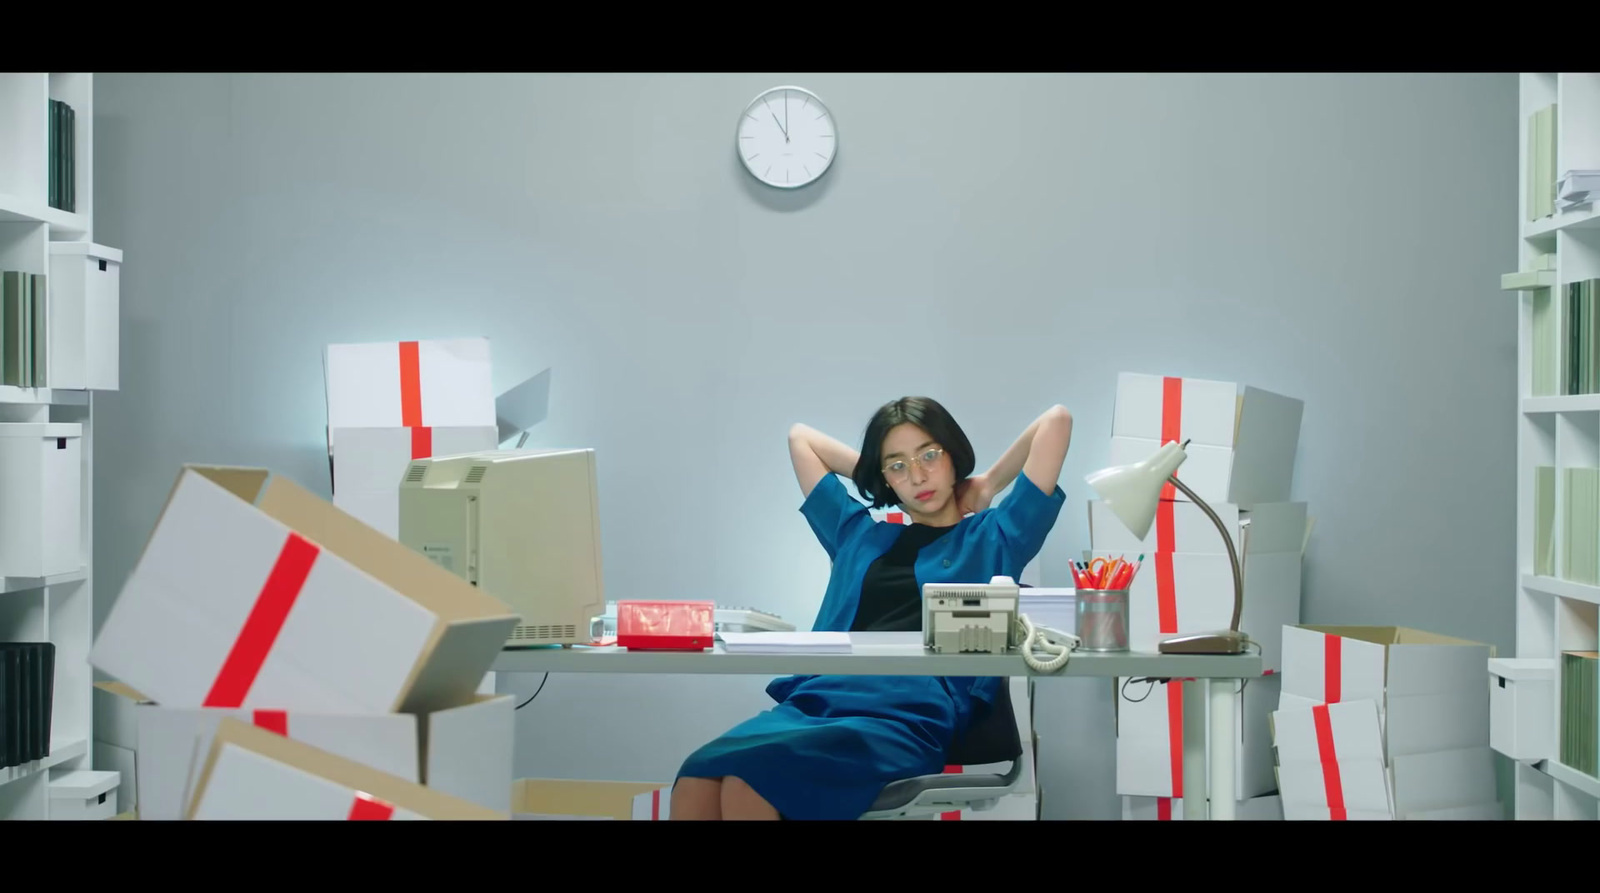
[1157,629,1250,655]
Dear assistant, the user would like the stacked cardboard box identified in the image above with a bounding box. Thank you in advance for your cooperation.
[88,464,520,819]
[323,337,499,540]
[1270,625,1501,820]
[1091,372,1308,817]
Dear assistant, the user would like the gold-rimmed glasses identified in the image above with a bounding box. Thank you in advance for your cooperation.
[883,447,944,481]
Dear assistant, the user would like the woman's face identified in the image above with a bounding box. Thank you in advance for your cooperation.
[880,423,955,517]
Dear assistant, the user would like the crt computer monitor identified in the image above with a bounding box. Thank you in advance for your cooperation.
[398,448,604,647]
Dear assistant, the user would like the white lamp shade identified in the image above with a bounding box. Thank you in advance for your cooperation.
[1084,440,1188,540]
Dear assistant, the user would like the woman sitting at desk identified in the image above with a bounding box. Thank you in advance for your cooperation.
[671,397,1073,820]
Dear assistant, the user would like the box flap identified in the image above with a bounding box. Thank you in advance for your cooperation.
[190,717,504,820]
[94,680,153,704]
[512,778,667,820]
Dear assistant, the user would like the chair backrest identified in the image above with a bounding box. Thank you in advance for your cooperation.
[946,679,1023,766]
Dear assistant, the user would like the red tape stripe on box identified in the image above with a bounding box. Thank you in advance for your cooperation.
[1160,376,1182,501]
[348,792,396,820]
[399,341,423,428]
[1324,634,1342,703]
[941,764,962,820]
[203,532,320,708]
[1311,704,1347,820]
[252,709,288,736]
[410,425,433,459]
[1157,797,1173,821]
[1155,547,1183,798]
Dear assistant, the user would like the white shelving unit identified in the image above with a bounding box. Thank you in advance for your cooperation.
[1504,72,1600,820]
[0,72,121,820]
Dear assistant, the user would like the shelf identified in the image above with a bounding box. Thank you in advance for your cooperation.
[1544,759,1600,799]
[0,737,87,787]
[1524,394,1600,413]
[0,385,89,405]
[1524,203,1600,239]
[0,189,89,237]
[1,567,86,596]
[1523,573,1600,606]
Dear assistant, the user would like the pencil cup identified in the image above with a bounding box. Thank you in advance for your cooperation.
[1074,589,1129,652]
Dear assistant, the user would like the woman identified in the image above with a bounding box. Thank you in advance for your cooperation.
[671,396,1074,820]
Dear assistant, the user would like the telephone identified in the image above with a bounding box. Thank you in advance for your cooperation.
[923,576,1079,672]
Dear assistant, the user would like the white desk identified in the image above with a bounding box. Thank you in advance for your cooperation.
[491,632,1262,820]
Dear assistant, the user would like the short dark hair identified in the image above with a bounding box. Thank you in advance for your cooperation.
[851,396,976,510]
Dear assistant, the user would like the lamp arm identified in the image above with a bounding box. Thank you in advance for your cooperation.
[1165,474,1243,634]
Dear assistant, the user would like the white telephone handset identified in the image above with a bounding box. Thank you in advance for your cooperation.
[1014,613,1078,672]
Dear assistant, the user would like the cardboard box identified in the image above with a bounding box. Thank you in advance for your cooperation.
[1488,657,1554,762]
[1088,499,1307,556]
[90,465,520,715]
[1109,372,1303,506]
[1276,625,1500,820]
[1121,793,1283,820]
[99,681,512,819]
[328,424,499,538]
[1091,549,1302,672]
[1115,672,1280,801]
[1280,625,1494,758]
[511,778,669,820]
[93,740,137,813]
[187,717,505,820]
[1271,699,1394,820]
[46,241,122,392]
[0,422,83,578]
[323,337,495,430]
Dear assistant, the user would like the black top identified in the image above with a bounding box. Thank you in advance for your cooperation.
[850,523,957,632]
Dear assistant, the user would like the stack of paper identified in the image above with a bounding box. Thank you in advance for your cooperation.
[717,632,852,654]
[1558,169,1600,210]
[1019,588,1077,635]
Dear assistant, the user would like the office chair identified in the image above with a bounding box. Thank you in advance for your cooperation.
[858,678,1033,820]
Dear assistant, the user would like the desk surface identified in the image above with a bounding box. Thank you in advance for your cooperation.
[490,632,1262,679]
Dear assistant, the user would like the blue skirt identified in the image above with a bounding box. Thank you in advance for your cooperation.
[675,673,977,820]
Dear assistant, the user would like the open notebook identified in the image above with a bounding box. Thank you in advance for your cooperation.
[717,632,852,654]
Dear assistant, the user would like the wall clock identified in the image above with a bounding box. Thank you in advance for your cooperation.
[736,86,837,190]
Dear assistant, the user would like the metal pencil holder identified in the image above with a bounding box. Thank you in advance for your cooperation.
[1075,589,1129,652]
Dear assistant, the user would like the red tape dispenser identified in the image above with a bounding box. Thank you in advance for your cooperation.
[616,600,716,651]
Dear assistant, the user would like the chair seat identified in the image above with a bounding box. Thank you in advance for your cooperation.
[868,760,1020,811]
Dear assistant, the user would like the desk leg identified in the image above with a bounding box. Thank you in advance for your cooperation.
[1181,679,1207,820]
[1208,679,1237,821]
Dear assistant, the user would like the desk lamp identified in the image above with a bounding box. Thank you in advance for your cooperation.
[1083,439,1249,655]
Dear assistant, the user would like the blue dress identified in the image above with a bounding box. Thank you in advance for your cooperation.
[675,472,1066,819]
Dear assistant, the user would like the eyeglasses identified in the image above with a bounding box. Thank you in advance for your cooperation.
[883,447,945,480]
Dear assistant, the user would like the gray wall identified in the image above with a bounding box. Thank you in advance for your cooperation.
[90,72,1517,818]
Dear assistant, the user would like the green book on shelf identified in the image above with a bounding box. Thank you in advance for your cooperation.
[1536,465,1555,575]
[2,271,24,386]
[1534,288,1554,396]
[1563,467,1598,585]
[29,273,46,387]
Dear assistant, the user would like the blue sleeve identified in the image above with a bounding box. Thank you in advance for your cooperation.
[798,474,872,561]
[985,472,1067,566]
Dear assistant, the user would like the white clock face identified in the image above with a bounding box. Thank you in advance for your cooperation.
[737,86,837,190]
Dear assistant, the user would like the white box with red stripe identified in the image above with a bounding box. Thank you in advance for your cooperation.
[89,465,521,717]
[186,717,505,820]
[1270,699,1396,820]
[94,681,514,819]
[1097,503,1305,800]
[1109,372,1303,506]
[1122,793,1283,820]
[1273,625,1500,820]
[322,337,498,539]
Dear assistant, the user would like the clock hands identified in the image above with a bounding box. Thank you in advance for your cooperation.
[765,98,789,143]
[785,92,789,142]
